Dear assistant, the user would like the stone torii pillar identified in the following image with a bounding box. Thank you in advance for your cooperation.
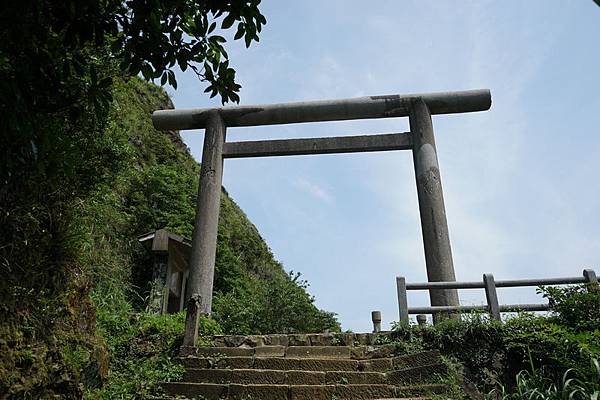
[182,111,226,346]
[409,99,460,321]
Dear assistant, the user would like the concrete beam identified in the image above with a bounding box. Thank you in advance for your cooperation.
[222,132,411,158]
[152,89,491,131]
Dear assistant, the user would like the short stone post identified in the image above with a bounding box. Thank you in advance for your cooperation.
[182,295,202,348]
[409,98,460,323]
[183,111,226,347]
[396,276,409,325]
[372,311,382,333]
[483,273,501,321]
[416,314,427,327]
[583,269,598,292]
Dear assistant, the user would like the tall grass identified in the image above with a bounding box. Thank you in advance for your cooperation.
[487,357,599,400]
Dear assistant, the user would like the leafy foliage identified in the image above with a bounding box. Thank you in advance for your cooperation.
[540,284,600,333]
[487,360,600,400]
[86,309,222,399]
[80,78,339,397]
[391,285,600,394]
[392,314,507,387]
[1,74,338,397]
[1,1,281,397]
[1,0,265,116]
[214,271,340,335]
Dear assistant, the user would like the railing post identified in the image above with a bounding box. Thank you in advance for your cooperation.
[409,98,460,323]
[372,311,382,333]
[483,273,501,321]
[183,111,226,347]
[583,269,598,292]
[396,276,409,324]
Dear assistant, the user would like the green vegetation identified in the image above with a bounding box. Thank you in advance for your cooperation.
[1,2,273,396]
[390,284,600,398]
[1,75,339,398]
[85,311,222,400]
[3,3,597,399]
[488,362,599,400]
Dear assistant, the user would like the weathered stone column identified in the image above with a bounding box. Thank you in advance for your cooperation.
[409,98,459,322]
[183,111,226,346]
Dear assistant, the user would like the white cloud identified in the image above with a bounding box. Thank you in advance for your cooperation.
[295,178,334,204]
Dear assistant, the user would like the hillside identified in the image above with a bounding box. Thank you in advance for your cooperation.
[0,77,339,399]
[83,77,339,332]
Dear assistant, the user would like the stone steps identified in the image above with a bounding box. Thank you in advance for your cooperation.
[165,333,453,399]
[210,332,394,348]
[187,345,354,359]
[163,382,448,400]
[177,350,441,372]
[183,365,445,385]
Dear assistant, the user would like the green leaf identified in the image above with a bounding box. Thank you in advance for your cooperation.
[208,22,216,34]
[234,23,245,40]
[221,14,236,30]
[211,35,226,44]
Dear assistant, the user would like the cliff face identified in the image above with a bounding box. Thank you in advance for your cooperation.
[0,77,338,398]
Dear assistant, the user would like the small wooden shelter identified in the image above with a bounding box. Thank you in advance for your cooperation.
[138,229,191,314]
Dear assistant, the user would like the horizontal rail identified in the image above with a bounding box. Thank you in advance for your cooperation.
[495,277,587,287]
[222,132,412,158]
[397,269,597,324]
[407,303,549,315]
[499,303,549,312]
[408,305,487,313]
[152,89,492,131]
[406,281,484,290]
[405,276,591,290]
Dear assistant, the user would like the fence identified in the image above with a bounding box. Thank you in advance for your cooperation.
[396,269,598,323]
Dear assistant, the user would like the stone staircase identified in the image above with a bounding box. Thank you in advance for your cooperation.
[164,332,452,399]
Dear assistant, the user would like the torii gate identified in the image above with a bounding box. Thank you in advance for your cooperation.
[152,89,492,346]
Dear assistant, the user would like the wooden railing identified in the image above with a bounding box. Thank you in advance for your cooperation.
[396,269,598,323]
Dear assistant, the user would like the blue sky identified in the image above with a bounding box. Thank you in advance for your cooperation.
[167,1,600,332]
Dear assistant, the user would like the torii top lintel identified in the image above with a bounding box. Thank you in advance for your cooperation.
[152,89,491,131]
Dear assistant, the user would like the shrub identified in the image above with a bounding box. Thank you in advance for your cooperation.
[213,271,340,334]
[87,311,222,399]
[540,284,600,333]
[487,358,600,400]
[392,285,600,393]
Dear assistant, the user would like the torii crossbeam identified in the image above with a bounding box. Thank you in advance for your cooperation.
[152,89,492,346]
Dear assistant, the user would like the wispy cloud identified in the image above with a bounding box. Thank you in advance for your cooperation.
[296,178,334,204]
